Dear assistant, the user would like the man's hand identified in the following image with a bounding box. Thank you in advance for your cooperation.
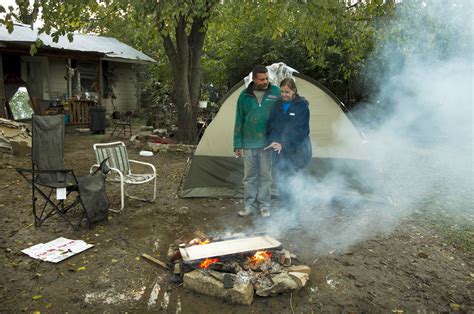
[264,142,282,154]
[234,149,243,158]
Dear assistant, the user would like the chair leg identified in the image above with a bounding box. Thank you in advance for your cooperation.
[110,124,119,137]
[126,178,156,203]
[152,176,156,201]
[108,178,125,213]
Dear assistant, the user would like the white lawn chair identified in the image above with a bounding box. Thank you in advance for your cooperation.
[90,141,156,212]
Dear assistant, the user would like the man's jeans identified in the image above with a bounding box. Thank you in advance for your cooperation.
[243,148,272,211]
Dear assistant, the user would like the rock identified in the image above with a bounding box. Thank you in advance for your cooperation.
[173,263,181,275]
[255,272,299,297]
[167,244,181,262]
[278,249,291,266]
[288,272,309,287]
[183,269,254,305]
[287,265,311,275]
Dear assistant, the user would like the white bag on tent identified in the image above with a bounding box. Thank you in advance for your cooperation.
[243,62,298,87]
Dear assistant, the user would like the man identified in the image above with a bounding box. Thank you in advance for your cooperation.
[233,65,280,217]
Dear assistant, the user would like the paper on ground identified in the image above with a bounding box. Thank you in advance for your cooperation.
[22,237,93,263]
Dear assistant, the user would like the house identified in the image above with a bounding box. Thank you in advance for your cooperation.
[0,23,156,122]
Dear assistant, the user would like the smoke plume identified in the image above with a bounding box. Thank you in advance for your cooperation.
[259,0,473,253]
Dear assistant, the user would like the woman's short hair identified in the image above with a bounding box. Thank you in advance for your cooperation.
[280,77,297,93]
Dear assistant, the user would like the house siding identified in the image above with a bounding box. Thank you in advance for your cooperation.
[109,62,138,113]
[48,58,68,100]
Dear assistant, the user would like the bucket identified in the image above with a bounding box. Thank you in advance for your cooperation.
[112,111,121,119]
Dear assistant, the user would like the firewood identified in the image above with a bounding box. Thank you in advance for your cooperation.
[142,253,169,270]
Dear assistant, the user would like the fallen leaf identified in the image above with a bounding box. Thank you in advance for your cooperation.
[417,252,428,258]
[32,295,42,300]
[76,266,86,271]
[450,303,461,311]
[111,259,118,263]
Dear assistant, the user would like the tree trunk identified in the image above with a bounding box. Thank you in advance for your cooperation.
[160,12,208,144]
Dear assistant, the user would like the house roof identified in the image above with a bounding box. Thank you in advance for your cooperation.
[0,23,156,64]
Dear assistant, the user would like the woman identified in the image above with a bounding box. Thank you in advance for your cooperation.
[266,77,312,213]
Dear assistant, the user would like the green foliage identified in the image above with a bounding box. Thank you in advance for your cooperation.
[202,0,391,104]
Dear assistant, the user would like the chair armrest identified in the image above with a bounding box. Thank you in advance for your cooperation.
[17,168,74,174]
[129,159,156,175]
[17,168,78,187]
[89,164,100,174]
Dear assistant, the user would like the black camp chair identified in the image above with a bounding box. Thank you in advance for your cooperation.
[110,111,133,137]
[16,114,110,229]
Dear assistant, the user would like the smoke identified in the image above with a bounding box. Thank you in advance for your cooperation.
[259,0,473,253]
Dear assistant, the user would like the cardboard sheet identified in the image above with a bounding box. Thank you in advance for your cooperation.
[22,237,93,263]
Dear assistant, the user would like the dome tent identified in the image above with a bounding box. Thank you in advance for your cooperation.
[180,63,383,202]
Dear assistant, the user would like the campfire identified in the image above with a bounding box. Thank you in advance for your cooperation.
[198,257,220,269]
[166,233,311,305]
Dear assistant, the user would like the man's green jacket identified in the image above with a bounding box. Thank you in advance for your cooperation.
[233,82,280,150]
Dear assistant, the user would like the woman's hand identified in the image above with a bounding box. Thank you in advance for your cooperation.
[264,142,282,154]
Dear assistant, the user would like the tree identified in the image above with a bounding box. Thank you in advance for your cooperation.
[130,0,219,144]
[1,0,219,144]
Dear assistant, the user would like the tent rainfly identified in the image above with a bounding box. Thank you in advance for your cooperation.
[180,65,382,200]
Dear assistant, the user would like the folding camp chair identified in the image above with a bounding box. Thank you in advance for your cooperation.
[16,114,110,229]
[90,141,156,212]
[110,111,133,137]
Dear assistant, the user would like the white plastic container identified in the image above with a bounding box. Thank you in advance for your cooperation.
[139,150,153,157]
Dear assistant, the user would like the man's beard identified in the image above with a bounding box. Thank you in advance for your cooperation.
[254,83,268,90]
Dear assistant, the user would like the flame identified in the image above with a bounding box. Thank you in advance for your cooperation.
[189,238,211,246]
[249,251,272,265]
[198,257,220,268]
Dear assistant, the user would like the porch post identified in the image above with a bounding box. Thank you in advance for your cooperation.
[98,59,103,106]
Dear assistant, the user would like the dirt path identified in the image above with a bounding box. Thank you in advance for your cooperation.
[0,131,472,313]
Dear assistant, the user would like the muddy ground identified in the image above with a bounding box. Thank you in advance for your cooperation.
[0,126,472,313]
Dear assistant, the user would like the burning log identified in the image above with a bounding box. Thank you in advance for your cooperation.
[198,257,220,268]
[209,261,241,274]
[243,250,274,272]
